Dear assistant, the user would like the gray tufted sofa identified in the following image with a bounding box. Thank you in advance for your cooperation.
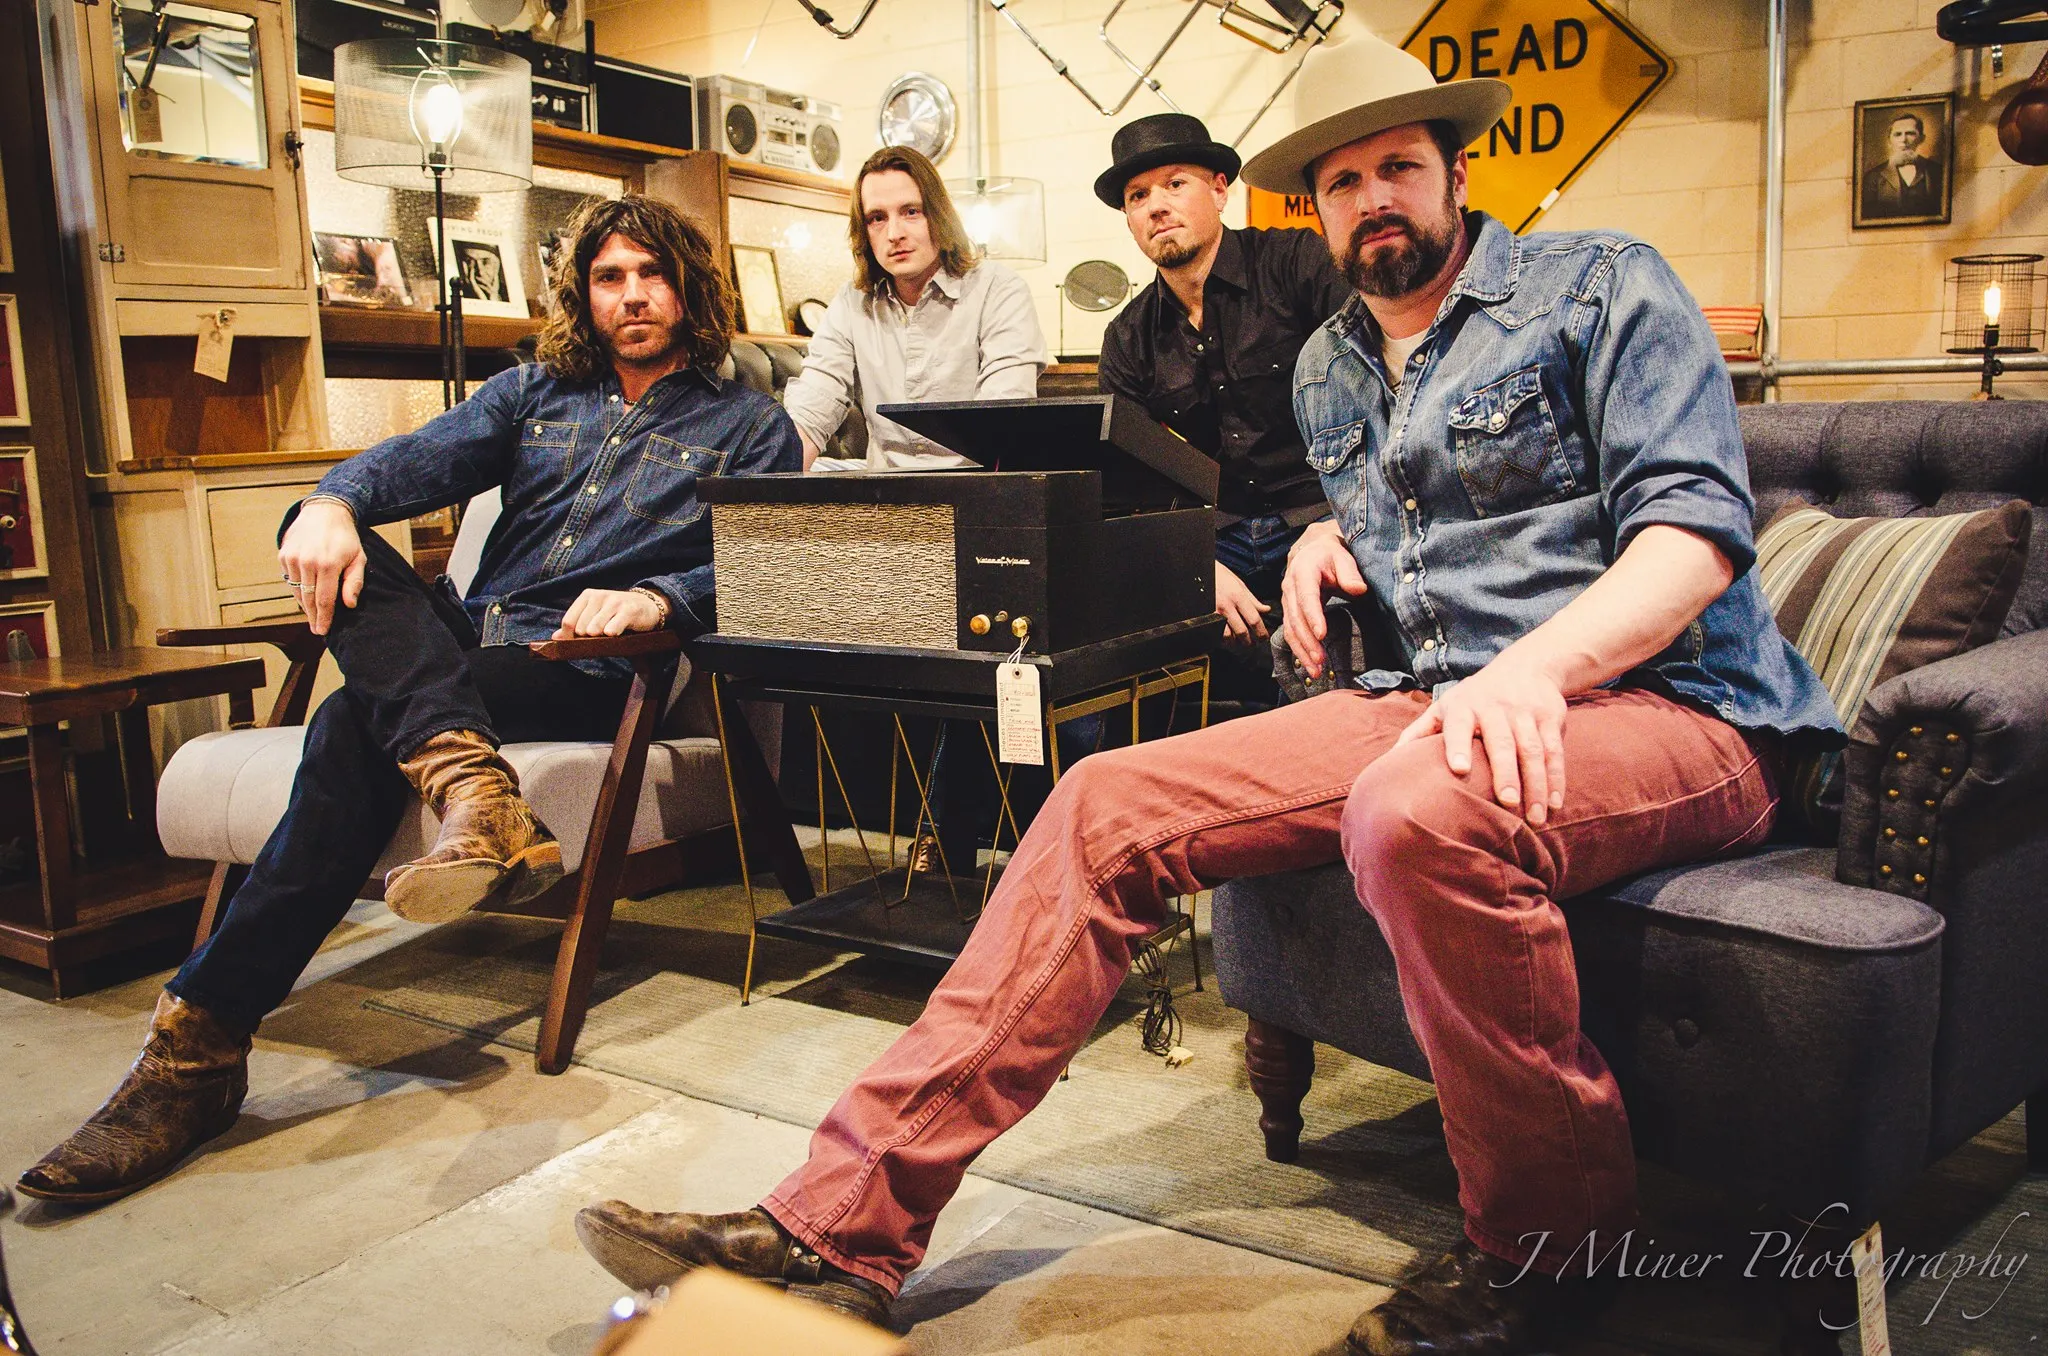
[1212,400,2048,1242]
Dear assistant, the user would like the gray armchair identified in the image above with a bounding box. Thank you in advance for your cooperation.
[1213,401,2048,1253]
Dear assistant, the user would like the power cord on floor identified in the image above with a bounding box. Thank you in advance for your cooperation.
[1131,939,1181,1058]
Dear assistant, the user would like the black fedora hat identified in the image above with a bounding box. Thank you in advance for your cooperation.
[1094,112,1242,208]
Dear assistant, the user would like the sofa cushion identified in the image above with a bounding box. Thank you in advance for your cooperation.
[159,726,735,878]
[1756,498,2032,833]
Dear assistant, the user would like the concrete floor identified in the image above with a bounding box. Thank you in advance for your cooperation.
[0,903,1386,1355]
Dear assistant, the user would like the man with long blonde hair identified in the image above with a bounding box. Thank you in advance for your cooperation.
[782,144,1046,470]
[17,194,799,1208]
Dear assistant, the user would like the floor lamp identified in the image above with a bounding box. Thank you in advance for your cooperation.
[332,39,532,409]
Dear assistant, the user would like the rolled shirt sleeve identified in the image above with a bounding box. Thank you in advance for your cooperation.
[1581,242,1760,578]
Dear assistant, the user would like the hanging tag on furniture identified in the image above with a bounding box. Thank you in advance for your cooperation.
[131,88,164,145]
[996,662,1044,765]
[1851,1221,1892,1356]
[194,309,235,382]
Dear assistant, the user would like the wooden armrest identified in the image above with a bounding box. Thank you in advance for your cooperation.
[526,631,683,662]
[158,621,324,656]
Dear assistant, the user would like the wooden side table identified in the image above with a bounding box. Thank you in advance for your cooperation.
[0,648,265,995]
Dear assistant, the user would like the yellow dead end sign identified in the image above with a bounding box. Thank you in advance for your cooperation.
[1404,0,1670,230]
[1246,3,1669,235]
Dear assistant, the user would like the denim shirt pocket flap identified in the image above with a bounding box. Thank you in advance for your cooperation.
[1447,367,1575,516]
[522,420,578,447]
[1305,419,1366,474]
[626,437,727,526]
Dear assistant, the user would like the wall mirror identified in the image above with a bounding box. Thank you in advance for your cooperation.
[113,0,269,168]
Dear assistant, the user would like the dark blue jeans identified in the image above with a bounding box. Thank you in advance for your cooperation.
[1210,514,1311,715]
[167,531,630,1033]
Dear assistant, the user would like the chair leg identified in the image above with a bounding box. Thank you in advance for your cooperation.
[1244,1017,1315,1164]
[191,862,246,951]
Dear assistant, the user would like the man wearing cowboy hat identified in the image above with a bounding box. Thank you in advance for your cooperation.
[572,33,1839,1354]
[1095,112,1350,708]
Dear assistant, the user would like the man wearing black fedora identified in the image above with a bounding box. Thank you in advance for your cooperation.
[1095,111,1350,713]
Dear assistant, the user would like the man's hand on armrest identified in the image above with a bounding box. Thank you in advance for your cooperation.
[553,588,666,639]
[1280,519,1367,679]
[279,499,365,637]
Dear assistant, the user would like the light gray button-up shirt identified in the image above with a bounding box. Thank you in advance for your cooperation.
[783,260,1048,470]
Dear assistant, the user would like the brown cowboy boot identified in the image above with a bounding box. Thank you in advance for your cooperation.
[384,730,561,923]
[574,1201,892,1329]
[1348,1239,1614,1355]
[15,992,250,1206]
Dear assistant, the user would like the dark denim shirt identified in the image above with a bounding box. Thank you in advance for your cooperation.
[1292,213,1842,743]
[312,360,800,670]
[1100,227,1351,518]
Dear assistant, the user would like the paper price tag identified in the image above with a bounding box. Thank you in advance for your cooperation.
[131,88,164,145]
[995,662,1044,766]
[194,310,235,382]
[1851,1221,1892,1356]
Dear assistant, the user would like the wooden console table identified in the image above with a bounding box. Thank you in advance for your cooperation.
[0,648,266,995]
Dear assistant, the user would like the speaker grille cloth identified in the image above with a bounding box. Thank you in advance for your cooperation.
[712,502,958,648]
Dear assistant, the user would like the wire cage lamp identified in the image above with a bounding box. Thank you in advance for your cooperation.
[332,39,532,408]
[1944,253,2043,400]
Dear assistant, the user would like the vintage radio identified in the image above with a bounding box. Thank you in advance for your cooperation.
[699,396,1219,691]
[698,75,843,176]
[593,56,694,150]
[296,0,434,82]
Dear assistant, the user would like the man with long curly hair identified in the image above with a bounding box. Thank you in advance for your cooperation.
[17,194,799,1209]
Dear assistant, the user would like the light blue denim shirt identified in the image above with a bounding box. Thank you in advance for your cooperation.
[1292,212,1842,744]
[312,361,800,673]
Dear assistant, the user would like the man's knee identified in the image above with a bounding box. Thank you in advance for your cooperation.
[1340,747,1508,912]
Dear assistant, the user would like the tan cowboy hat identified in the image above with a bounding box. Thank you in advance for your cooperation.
[1240,32,1512,194]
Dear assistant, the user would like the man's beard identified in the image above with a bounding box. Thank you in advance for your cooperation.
[599,312,680,365]
[1339,190,1462,299]
[1143,227,1202,270]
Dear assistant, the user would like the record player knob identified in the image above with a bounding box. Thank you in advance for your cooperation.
[969,614,991,635]
[1010,616,1031,639]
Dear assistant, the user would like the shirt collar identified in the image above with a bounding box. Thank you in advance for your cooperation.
[601,363,721,402]
[1205,229,1247,292]
[873,266,964,306]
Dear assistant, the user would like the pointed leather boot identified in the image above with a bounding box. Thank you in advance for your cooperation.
[15,992,250,1206]
[1347,1240,1613,1356]
[384,730,561,923]
[574,1201,892,1329]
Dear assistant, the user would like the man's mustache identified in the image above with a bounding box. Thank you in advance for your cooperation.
[1347,214,1417,258]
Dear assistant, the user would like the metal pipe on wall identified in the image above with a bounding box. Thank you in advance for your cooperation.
[1729,354,2048,379]
[1762,0,1788,401]
[967,0,983,182]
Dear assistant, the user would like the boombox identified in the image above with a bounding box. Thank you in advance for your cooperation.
[697,74,843,177]
[698,397,1219,690]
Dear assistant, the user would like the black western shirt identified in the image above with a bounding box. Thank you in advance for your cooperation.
[1098,226,1352,519]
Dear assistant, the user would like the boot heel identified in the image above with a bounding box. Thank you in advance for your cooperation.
[385,859,507,923]
[498,841,565,909]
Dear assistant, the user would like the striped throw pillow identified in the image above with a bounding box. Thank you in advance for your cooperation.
[1755,498,2032,833]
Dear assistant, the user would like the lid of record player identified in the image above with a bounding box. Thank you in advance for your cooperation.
[876,395,1219,512]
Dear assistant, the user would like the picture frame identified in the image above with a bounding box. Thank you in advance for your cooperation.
[0,599,56,662]
[313,232,415,308]
[426,219,529,319]
[731,243,789,336]
[0,295,26,428]
[0,142,12,274]
[1852,94,1954,230]
[0,447,48,580]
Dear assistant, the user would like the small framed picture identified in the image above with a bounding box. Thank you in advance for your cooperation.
[0,143,13,273]
[0,448,47,580]
[426,219,529,319]
[0,600,56,662]
[731,243,789,336]
[1853,94,1954,229]
[314,232,414,308]
[0,295,26,427]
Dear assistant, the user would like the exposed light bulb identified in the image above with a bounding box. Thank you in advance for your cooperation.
[1983,282,2004,324]
[413,72,465,153]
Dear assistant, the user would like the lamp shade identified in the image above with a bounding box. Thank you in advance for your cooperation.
[947,176,1046,266]
[333,39,532,193]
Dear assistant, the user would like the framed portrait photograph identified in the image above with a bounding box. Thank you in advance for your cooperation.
[426,219,529,319]
[0,295,26,428]
[0,448,48,580]
[1853,94,1954,229]
[314,232,414,308]
[731,243,789,336]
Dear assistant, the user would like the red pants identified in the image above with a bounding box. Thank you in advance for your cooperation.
[762,687,1779,1293]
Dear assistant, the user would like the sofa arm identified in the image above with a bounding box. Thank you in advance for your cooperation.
[1838,628,2048,901]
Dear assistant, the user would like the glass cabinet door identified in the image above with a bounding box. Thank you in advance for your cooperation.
[84,0,308,291]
